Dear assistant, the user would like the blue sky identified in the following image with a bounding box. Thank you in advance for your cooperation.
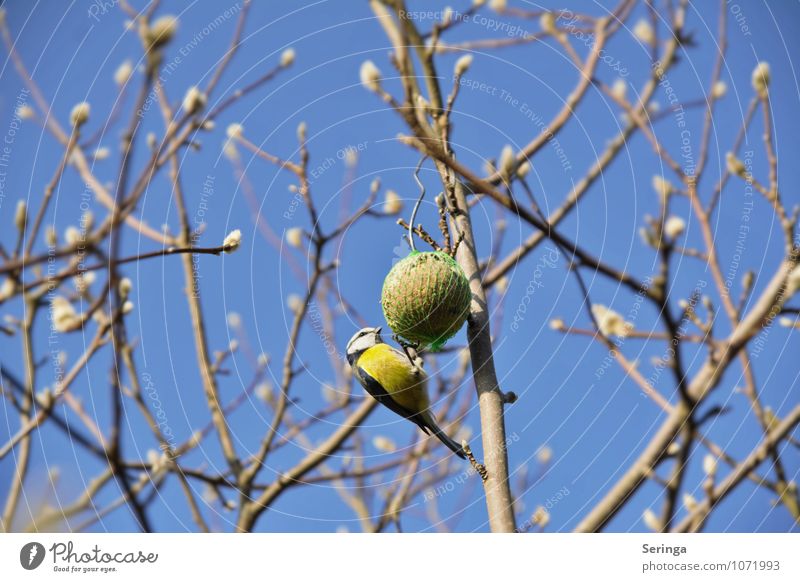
[0,0,798,532]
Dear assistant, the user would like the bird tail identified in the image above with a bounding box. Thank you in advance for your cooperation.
[420,411,467,459]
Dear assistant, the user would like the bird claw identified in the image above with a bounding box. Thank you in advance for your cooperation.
[393,334,423,370]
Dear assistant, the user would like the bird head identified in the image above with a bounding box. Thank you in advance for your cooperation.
[346,326,383,364]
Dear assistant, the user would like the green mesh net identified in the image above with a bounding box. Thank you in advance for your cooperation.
[381,251,472,351]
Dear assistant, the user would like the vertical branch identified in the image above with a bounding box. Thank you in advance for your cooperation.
[171,157,241,477]
[0,298,36,531]
[448,176,517,532]
[104,56,158,534]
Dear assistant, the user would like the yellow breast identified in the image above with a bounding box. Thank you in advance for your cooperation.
[357,344,430,413]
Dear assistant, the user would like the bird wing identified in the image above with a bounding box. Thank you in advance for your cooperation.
[355,344,431,433]
[355,367,430,433]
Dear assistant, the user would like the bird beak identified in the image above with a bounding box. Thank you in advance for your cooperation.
[375,326,382,334]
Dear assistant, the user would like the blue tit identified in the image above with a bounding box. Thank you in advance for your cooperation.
[346,326,466,459]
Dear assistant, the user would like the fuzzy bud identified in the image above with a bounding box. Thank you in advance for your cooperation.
[495,276,508,293]
[383,190,403,215]
[45,225,57,247]
[182,86,206,115]
[147,15,178,49]
[454,54,473,77]
[51,296,79,332]
[227,312,242,329]
[703,454,718,478]
[652,175,672,201]
[711,80,727,99]
[642,509,662,532]
[287,293,304,313]
[633,18,655,46]
[726,152,746,177]
[286,227,303,248]
[372,435,396,453]
[0,277,15,301]
[751,61,770,95]
[536,445,553,464]
[226,123,244,139]
[296,121,307,142]
[592,304,632,337]
[498,144,515,180]
[92,147,110,161]
[344,148,358,167]
[610,78,627,101]
[223,143,239,160]
[664,215,685,239]
[14,200,27,231]
[223,229,242,253]
[16,104,35,120]
[70,102,91,127]
[742,270,754,291]
[64,226,82,247]
[359,60,382,92]
[114,60,134,86]
[442,7,454,24]
[639,226,657,249]
[532,506,550,528]
[74,272,95,293]
[119,277,133,299]
[540,12,557,35]
[280,47,296,67]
